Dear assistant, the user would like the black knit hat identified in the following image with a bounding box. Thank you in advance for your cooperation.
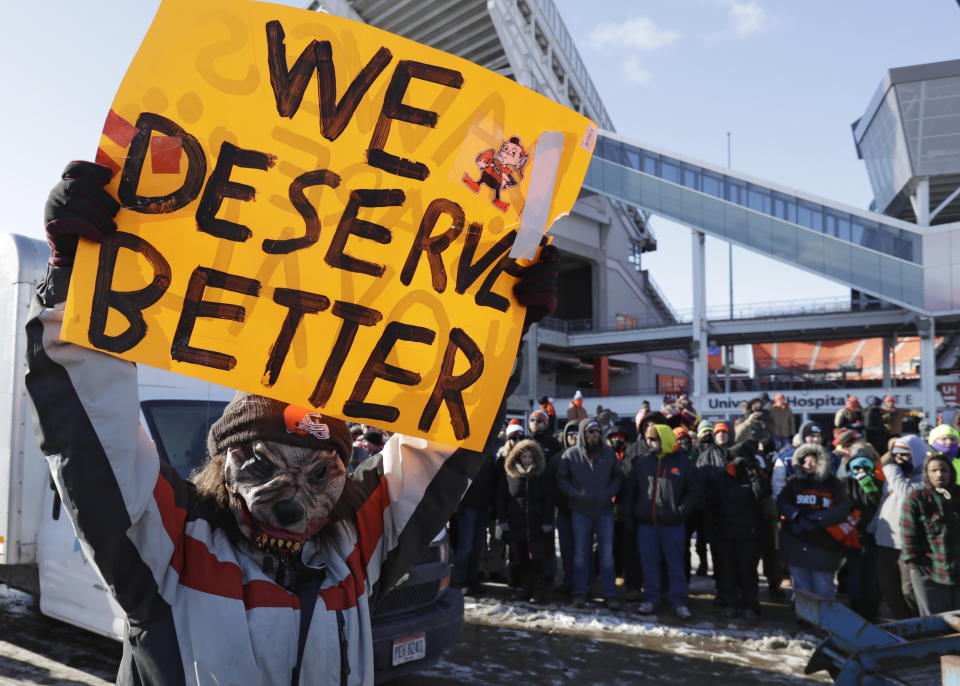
[207,392,353,460]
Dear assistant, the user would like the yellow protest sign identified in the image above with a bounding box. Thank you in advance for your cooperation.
[62,0,596,450]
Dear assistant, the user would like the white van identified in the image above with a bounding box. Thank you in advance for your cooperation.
[0,232,462,681]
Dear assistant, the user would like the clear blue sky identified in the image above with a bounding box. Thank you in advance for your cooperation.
[2,0,958,312]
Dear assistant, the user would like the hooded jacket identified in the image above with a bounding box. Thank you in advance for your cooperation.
[713,445,771,539]
[496,440,554,544]
[556,418,623,517]
[928,424,960,484]
[25,264,504,686]
[869,434,927,549]
[900,456,960,585]
[622,425,702,527]
[776,444,851,572]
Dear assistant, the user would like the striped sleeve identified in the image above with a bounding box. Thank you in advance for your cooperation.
[344,436,484,608]
[24,266,185,622]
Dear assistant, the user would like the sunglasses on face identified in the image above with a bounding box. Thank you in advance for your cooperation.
[585,428,601,435]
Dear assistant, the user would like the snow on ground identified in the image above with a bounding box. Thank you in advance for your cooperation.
[464,596,822,679]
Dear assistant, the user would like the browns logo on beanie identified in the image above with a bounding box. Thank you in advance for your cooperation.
[207,391,353,460]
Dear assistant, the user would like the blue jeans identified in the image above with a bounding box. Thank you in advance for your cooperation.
[453,507,488,587]
[557,509,575,591]
[636,524,688,607]
[788,566,835,600]
[571,510,616,598]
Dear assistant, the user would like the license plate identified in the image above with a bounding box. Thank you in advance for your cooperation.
[392,633,426,666]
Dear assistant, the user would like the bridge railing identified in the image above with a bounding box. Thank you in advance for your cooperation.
[541,296,898,334]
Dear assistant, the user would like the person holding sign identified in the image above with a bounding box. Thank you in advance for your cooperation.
[27,161,558,685]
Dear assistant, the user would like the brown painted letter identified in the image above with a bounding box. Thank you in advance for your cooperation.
[117,112,206,214]
[263,288,331,386]
[171,267,261,370]
[317,41,393,141]
[399,198,465,292]
[367,60,463,180]
[325,189,403,277]
[455,223,517,295]
[262,169,341,254]
[266,20,320,118]
[88,232,171,353]
[196,141,276,242]
[343,322,436,422]
[309,301,383,407]
[419,327,484,440]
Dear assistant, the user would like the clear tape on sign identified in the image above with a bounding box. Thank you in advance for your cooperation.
[510,130,564,260]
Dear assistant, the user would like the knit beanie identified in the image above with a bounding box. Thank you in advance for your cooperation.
[697,420,714,437]
[207,392,353,460]
[800,422,822,440]
[363,430,384,449]
[713,422,730,434]
[833,427,857,447]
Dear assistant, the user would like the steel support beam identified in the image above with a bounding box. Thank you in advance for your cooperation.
[915,176,931,226]
[691,231,709,405]
[920,317,937,421]
[882,336,893,388]
[524,324,539,408]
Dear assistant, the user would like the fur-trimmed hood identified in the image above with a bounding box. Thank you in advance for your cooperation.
[791,443,832,480]
[505,439,545,478]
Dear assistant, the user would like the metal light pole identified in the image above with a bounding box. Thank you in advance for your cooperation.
[725,132,733,398]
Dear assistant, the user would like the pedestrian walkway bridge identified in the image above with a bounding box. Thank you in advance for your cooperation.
[584,131,960,315]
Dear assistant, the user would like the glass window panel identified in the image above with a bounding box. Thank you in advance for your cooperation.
[596,137,613,160]
[837,216,851,242]
[797,203,812,229]
[726,180,745,205]
[825,213,837,237]
[774,198,786,220]
[747,185,771,213]
[898,230,916,262]
[623,147,640,169]
[869,223,884,251]
[810,207,823,232]
[683,167,699,190]
[849,218,862,245]
[642,152,658,175]
[607,139,623,164]
[823,240,853,285]
[702,172,722,197]
[661,159,680,183]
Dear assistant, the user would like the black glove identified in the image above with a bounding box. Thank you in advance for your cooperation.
[44,161,120,265]
[514,244,559,333]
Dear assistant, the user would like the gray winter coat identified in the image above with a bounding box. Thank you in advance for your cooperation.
[868,434,926,549]
[556,418,623,517]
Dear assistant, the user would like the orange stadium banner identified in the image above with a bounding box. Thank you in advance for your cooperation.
[61,0,596,450]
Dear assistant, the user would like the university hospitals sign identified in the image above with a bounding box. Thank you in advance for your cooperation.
[598,383,960,421]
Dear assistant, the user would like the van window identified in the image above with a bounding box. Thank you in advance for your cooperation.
[141,400,229,478]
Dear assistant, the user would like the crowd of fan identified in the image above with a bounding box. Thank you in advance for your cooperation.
[414,391,960,624]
